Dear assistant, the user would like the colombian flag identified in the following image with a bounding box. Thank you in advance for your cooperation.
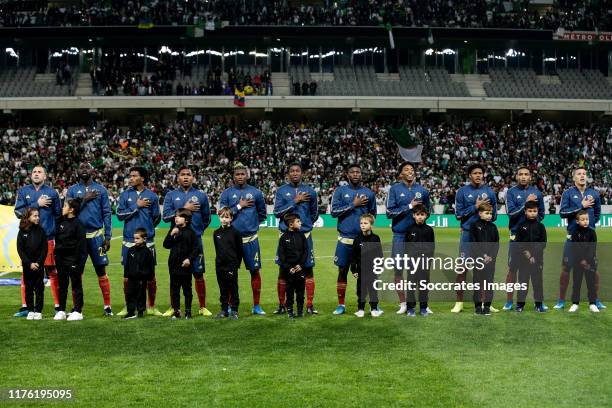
[233,89,245,107]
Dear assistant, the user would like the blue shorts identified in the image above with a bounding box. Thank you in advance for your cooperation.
[81,235,109,267]
[192,238,205,275]
[334,239,353,269]
[242,237,261,271]
[275,233,315,268]
[459,230,470,258]
[121,243,157,267]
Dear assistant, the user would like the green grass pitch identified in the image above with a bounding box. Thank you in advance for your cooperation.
[1,227,611,407]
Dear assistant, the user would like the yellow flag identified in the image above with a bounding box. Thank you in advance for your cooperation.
[0,205,21,272]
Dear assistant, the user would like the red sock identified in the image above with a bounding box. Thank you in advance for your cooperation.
[46,267,60,306]
[98,275,111,307]
[559,270,570,301]
[305,277,315,308]
[455,273,465,301]
[337,279,347,305]
[20,273,26,306]
[251,271,261,306]
[147,278,157,308]
[277,278,286,306]
[506,270,516,302]
[394,275,406,303]
[194,277,206,308]
[123,278,128,304]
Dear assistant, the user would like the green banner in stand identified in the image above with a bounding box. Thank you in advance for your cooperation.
[112,214,612,229]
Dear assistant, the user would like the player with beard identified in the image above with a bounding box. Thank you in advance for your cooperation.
[13,166,62,317]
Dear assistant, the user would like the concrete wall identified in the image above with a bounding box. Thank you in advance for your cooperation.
[3,96,612,112]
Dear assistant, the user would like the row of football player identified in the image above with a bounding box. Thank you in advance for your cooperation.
[12,160,605,319]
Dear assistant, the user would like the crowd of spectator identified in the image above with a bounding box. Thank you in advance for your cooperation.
[90,52,273,96]
[1,0,611,31]
[1,118,610,216]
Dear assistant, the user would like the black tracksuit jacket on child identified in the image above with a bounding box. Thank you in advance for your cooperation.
[570,225,597,304]
[405,223,435,257]
[124,244,155,314]
[469,219,499,305]
[163,226,199,275]
[17,225,48,270]
[54,216,86,266]
[515,219,547,263]
[515,219,547,304]
[124,244,155,280]
[213,225,243,272]
[278,230,308,312]
[278,230,308,272]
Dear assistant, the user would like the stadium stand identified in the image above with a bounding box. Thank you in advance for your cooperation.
[484,68,612,99]
[0,66,77,97]
[2,63,612,99]
[289,65,469,97]
[1,120,610,214]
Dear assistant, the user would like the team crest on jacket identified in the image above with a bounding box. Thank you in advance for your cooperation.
[415,192,422,199]
[587,195,593,200]
[481,193,488,199]
[246,193,253,200]
[190,196,199,203]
